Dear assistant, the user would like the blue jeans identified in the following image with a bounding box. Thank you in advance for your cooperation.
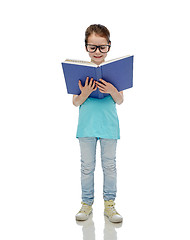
[79,137,117,205]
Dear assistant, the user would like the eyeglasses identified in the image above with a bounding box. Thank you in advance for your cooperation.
[85,44,111,53]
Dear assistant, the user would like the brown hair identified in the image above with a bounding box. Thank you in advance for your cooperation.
[85,24,111,44]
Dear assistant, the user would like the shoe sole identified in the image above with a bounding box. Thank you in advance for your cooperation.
[76,210,92,221]
[104,213,123,223]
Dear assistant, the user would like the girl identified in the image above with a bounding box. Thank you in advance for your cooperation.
[73,24,123,223]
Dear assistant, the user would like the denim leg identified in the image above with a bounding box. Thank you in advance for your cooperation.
[78,137,98,205]
[100,138,117,201]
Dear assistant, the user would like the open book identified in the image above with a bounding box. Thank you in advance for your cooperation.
[61,55,134,99]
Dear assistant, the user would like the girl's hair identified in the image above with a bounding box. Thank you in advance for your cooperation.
[85,24,110,44]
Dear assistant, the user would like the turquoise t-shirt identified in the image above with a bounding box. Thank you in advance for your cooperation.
[76,95,120,139]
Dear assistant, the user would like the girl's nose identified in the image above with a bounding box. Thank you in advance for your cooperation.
[95,48,100,53]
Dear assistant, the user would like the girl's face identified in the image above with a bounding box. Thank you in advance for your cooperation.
[86,33,110,65]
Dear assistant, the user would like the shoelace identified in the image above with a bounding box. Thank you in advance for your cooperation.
[106,206,118,216]
[106,205,119,216]
[79,204,91,213]
[105,203,119,217]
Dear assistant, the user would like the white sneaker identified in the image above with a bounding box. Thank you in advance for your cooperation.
[76,202,93,221]
[104,200,123,223]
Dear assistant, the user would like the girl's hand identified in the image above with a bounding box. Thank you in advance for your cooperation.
[78,77,97,97]
[96,79,117,94]
[96,79,124,105]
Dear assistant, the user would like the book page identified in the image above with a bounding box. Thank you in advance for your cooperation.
[64,55,132,67]
[64,59,97,67]
[100,55,131,66]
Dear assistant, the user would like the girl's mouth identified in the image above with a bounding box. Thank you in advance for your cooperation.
[94,55,102,58]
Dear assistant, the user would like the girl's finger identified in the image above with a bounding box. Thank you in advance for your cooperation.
[92,80,96,88]
[93,85,98,92]
[99,89,105,93]
[85,77,89,86]
[89,78,93,87]
[97,85,105,91]
[78,80,83,90]
[99,79,107,85]
[96,81,104,87]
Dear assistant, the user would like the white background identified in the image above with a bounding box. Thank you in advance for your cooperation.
[0,0,190,239]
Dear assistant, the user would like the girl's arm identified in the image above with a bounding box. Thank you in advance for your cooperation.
[73,77,97,107]
[110,90,124,105]
[73,93,88,107]
[96,79,124,105]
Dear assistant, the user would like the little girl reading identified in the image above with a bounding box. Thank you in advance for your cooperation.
[73,24,123,223]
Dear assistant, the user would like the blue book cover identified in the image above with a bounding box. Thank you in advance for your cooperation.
[61,55,134,99]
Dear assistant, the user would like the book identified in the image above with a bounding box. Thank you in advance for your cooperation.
[61,55,134,99]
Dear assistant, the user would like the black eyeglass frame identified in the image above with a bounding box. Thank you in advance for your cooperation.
[85,43,111,53]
